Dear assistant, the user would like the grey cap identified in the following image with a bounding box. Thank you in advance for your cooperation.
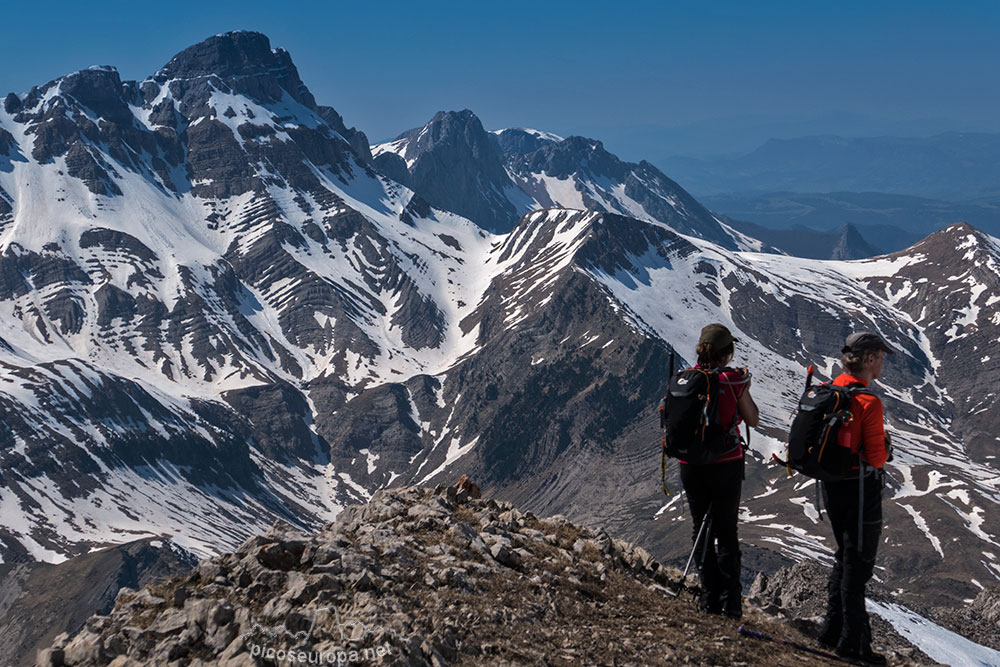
[699,323,739,349]
[842,331,895,355]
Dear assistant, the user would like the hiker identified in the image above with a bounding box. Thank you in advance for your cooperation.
[679,323,759,619]
[818,332,893,665]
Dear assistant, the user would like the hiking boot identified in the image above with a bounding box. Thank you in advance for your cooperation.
[816,622,840,649]
[723,597,742,620]
[835,643,887,665]
[698,591,722,615]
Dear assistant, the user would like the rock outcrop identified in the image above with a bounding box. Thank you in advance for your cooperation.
[747,561,935,664]
[38,483,936,666]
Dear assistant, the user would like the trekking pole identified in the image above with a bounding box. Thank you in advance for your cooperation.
[685,510,711,580]
[668,505,712,597]
[805,364,815,389]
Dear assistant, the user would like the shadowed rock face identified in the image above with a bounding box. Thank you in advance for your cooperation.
[491,127,560,156]
[34,486,937,666]
[379,112,741,247]
[393,110,521,233]
[0,538,196,667]
[155,31,317,109]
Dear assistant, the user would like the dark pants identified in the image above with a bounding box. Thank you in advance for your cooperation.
[679,459,743,615]
[820,470,883,651]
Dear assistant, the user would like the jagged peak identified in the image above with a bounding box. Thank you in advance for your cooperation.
[25,64,125,103]
[394,108,489,143]
[152,31,316,109]
[430,108,479,123]
[14,64,135,124]
[490,127,564,156]
[829,223,882,260]
[157,31,280,79]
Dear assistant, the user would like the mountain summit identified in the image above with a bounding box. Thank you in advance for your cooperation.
[374,110,519,233]
[374,110,746,248]
[155,31,317,108]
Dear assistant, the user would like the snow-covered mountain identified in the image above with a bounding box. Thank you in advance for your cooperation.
[1,31,998,617]
[373,111,755,250]
[0,30,492,561]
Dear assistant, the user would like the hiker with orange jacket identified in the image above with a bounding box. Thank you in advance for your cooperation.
[818,331,893,665]
[679,324,759,619]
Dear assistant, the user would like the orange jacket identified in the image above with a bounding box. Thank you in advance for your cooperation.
[833,374,888,469]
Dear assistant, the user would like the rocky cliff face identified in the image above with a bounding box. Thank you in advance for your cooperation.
[36,484,939,666]
[0,538,196,667]
[374,111,520,233]
[374,113,747,249]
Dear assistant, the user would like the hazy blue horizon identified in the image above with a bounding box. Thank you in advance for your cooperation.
[2,0,998,160]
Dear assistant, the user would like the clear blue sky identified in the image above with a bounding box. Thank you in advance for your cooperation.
[2,0,998,158]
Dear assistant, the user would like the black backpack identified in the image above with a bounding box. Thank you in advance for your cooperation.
[785,380,870,481]
[660,366,740,465]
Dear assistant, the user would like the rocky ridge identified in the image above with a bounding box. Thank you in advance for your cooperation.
[38,483,938,667]
[374,111,747,248]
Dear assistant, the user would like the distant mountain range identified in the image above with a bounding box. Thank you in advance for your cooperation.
[722,219,884,259]
[659,133,1000,201]
[0,538,193,666]
[701,191,1000,251]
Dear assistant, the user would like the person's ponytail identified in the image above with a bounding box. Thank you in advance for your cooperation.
[697,341,733,366]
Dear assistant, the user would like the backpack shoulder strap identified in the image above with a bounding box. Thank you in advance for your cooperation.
[840,383,879,460]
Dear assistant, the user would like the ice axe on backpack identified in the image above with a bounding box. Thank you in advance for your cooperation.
[660,349,676,496]
[771,365,818,475]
